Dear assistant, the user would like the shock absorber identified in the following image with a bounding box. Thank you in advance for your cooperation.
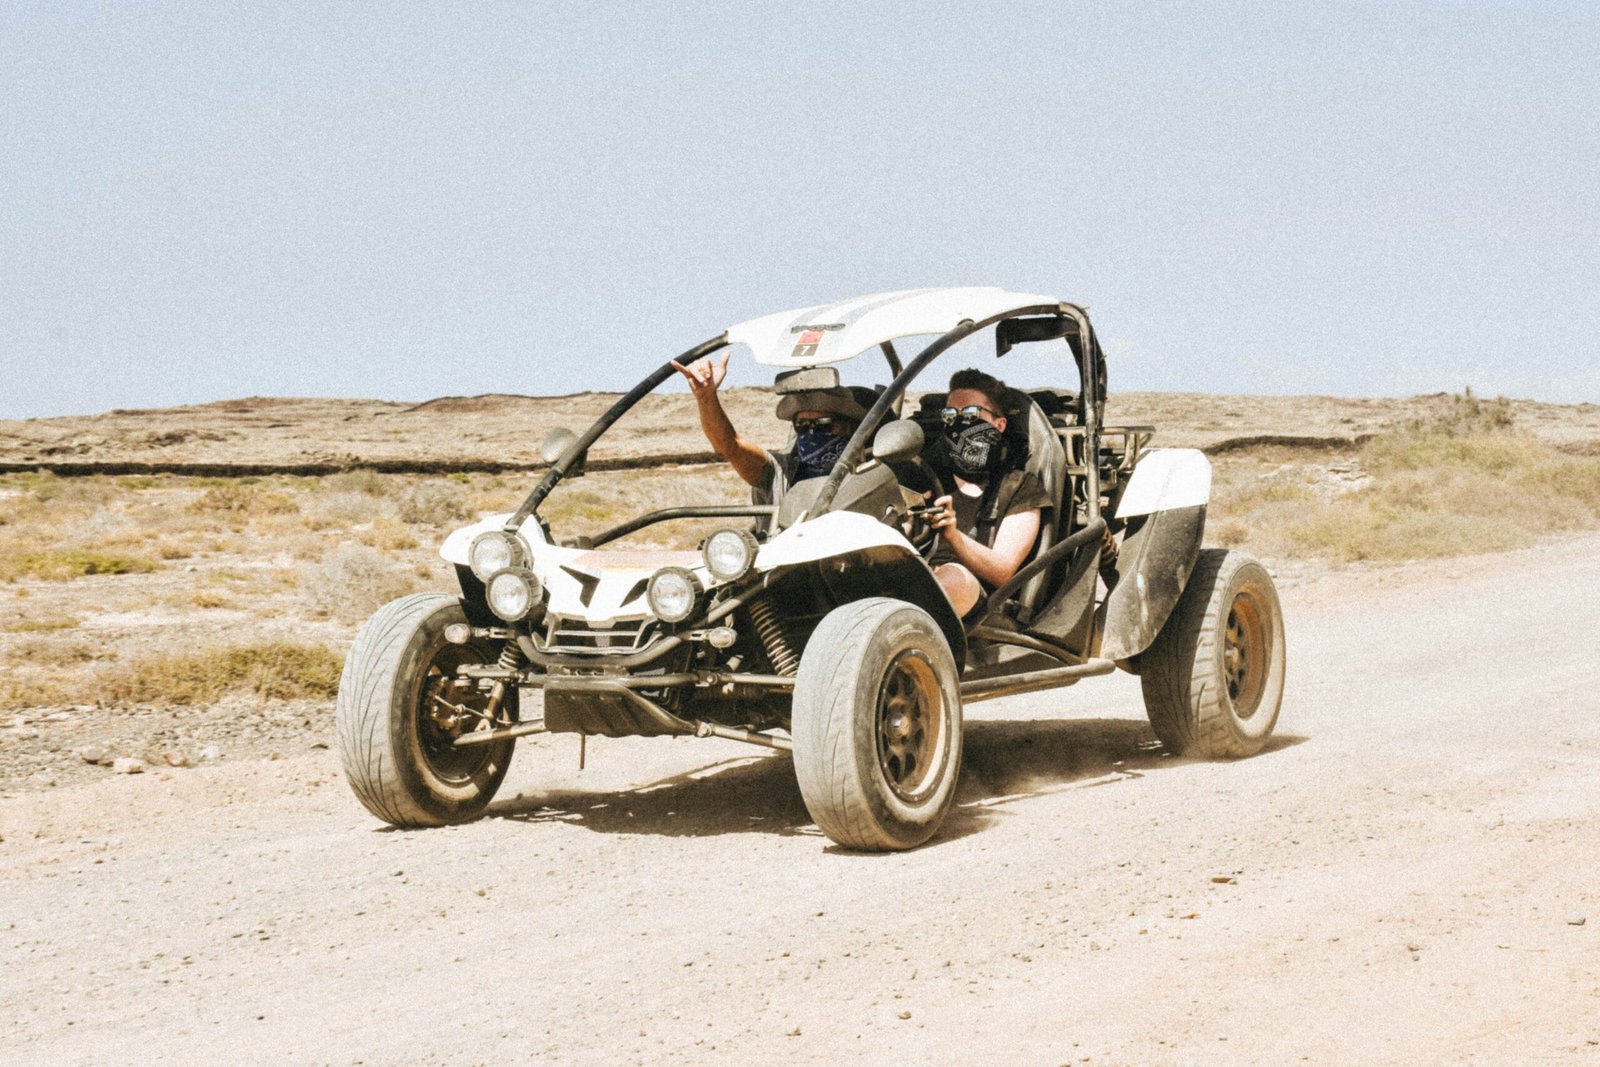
[747,595,799,676]
[485,641,526,724]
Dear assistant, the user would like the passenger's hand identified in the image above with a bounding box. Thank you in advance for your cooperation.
[924,493,957,531]
[671,351,731,399]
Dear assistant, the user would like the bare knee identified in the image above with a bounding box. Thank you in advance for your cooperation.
[934,563,981,617]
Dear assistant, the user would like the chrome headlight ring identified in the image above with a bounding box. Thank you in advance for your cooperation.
[485,567,544,622]
[646,566,700,624]
[702,528,760,582]
[469,531,529,581]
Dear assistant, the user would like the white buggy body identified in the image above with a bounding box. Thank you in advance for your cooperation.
[337,287,1285,850]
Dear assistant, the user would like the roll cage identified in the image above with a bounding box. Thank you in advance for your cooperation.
[506,289,1110,549]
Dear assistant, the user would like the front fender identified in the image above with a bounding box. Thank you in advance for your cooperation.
[1102,449,1210,661]
[756,510,917,568]
[439,512,547,568]
[761,513,966,664]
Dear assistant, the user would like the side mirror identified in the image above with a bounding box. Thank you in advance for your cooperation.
[540,427,579,465]
[871,419,924,464]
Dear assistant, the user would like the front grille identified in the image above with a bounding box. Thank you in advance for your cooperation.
[540,615,658,656]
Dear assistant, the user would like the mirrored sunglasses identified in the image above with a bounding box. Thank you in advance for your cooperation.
[939,404,1000,425]
[793,416,839,433]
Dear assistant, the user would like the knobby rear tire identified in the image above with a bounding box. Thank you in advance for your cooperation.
[1140,549,1285,758]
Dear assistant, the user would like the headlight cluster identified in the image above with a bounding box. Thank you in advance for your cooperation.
[471,531,545,623]
[646,567,700,623]
[468,531,528,581]
[487,569,543,622]
[702,528,759,581]
[643,527,758,625]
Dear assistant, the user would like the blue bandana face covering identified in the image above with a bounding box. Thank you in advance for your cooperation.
[794,428,847,480]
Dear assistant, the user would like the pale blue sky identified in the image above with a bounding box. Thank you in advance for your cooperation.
[4,1,1597,418]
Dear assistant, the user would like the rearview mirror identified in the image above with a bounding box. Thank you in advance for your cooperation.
[871,419,925,464]
[996,315,1073,358]
[540,427,580,465]
[774,366,840,394]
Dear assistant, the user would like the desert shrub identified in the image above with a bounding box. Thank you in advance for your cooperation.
[191,483,299,516]
[0,549,160,582]
[0,674,72,708]
[22,475,120,508]
[306,489,393,528]
[325,469,390,496]
[1404,388,1515,437]
[396,481,471,526]
[10,634,112,665]
[356,515,419,552]
[99,641,344,705]
[1211,426,1600,565]
[300,543,421,621]
[6,614,82,632]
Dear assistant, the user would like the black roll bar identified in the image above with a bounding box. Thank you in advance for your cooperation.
[807,303,1066,516]
[505,334,731,531]
[969,518,1105,631]
[591,504,778,547]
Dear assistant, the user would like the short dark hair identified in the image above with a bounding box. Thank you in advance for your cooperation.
[948,368,1008,412]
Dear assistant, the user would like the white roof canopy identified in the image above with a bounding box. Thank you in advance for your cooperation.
[726,287,1064,368]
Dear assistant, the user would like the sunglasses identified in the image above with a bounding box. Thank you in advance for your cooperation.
[793,415,846,433]
[939,404,1001,425]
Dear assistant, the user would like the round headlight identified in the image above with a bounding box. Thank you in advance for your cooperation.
[702,528,759,581]
[646,567,699,623]
[469,532,526,581]
[486,568,543,622]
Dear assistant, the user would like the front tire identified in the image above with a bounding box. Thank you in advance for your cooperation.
[792,598,962,850]
[337,593,515,827]
[1140,549,1285,758]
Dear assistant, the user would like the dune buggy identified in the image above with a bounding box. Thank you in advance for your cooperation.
[335,287,1285,850]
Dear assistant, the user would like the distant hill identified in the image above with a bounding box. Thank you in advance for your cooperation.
[2,390,1596,476]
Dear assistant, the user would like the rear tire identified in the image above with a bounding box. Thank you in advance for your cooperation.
[336,593,515,827]
[1140,549,1285,758]
[792,598,962,850]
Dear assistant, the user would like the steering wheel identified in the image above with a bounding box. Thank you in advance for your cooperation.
[894,458,947,558]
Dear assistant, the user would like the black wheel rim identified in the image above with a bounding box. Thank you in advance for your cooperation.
[875,649,946,803]
[414,641,497,784]
[1222,591,1268,720]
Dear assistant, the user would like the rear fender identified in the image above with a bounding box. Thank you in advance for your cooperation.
[1102,449,1210,661]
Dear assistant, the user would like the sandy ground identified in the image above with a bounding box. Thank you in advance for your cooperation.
[3,532,1597,1065]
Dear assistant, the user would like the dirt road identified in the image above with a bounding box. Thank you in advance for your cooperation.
[4,536,1598,1065]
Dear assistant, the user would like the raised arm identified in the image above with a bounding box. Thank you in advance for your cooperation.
[672,352,772,488]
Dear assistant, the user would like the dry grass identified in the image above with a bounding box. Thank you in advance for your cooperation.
[0,549,161,582]
[190,484,299,516]
[300,544,422,622]
[3,417,1598,716]
[5,614,82,633]
[1210,394,1600,564]
[99,641,344,705]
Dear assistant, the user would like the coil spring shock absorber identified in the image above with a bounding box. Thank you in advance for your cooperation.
[747,595,798,676]
[485,641,526,724]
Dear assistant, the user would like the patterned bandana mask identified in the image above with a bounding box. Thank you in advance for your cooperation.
[794,428,847,480]
[942,421,1004,480]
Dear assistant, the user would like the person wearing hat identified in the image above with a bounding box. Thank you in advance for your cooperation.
[672,352,871,498]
